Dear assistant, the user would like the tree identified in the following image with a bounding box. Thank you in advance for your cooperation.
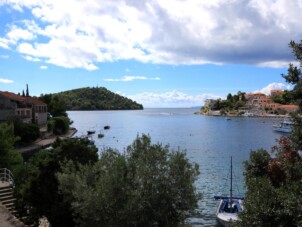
[15,138,98,226]
[237,138,302,227]
[39,93,52,107]
[237,39,302,226]
[58,134,201,226]
[49,95,67,117]
[282,40,302,150]
[227,93,233,102]
[0,123,23,171]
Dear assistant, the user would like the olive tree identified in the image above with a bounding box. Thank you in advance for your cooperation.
[58,134,201,227]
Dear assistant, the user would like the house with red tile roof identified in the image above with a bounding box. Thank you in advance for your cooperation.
[0,90,47,126]
[243,91,298,115]
[270,89,284,96]
[278,104,299,113]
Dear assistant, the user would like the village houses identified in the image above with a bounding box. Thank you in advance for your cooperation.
[0,85,47,126]
[204,90,298,116]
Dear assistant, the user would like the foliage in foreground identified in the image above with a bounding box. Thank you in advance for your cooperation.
[237,138,302,227]
[237,39,302,226]
[14,138,98,227]
[57,134,201,227]
[0,123,23,171]
[13,120,40,144]
[14,134,200,227]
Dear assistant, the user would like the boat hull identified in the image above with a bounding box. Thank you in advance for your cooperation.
[216,213,238,227]
[215,198,243,227]
[273,118,293,133]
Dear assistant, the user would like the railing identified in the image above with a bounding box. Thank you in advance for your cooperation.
[0,168,14,187]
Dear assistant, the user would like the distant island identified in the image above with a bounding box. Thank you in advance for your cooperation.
[40,87,143,111]
[200,90,298,117]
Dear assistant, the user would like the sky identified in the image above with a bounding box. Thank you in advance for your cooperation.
[0,0,301,108]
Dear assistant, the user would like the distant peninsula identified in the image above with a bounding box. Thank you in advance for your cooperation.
[40,87,143,110]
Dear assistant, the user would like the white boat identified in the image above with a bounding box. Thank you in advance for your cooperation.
[273,118,293,133]
[214,157,244,227]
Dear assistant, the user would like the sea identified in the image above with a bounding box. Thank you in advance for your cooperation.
[68,108,284,226]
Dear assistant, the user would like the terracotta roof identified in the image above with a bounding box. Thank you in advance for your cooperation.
[279,104,299,109]
[271,89,283,92]
[253,92,265,95]
[0,91,26,102]
[25,97,47,106]
[0,91,46,105]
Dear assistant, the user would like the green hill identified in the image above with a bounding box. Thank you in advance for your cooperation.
[47,87,143,110]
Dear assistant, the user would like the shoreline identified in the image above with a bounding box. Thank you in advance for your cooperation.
[15,127,78,156]
[196,113,289,118]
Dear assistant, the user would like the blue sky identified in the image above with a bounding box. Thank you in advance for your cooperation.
[0,0,301,107]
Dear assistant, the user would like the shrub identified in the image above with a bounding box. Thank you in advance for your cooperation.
[52,116,70,135]
[14,120,40,144]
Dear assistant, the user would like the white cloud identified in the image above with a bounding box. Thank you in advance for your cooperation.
[258,82,291,95]
[128,90,221,107]
[23,55,41,62]
[104,75,159,82]
[6,25,35,44]
[0,78,14,84]
[0,37,10,49]
[150,77,160,80]
[1,0,302,69]
[40,65,48,69]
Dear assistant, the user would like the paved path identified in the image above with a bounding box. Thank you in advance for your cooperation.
[15,128,77,154]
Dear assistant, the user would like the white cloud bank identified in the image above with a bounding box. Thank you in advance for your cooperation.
[0,78,14,84]
[1,0,302,70]
[259,82,291,95]
[104,76,160,82]
[128,90,221,108]
[126,82,292,107]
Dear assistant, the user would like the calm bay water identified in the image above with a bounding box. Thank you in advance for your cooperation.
[68,108,283,226]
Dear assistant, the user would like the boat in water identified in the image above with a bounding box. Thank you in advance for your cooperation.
[214,157,244,227]
[273,118,293,133]
[87,130,96,135]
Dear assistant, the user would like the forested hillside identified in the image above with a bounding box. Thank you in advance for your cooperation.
[40,87,143,110]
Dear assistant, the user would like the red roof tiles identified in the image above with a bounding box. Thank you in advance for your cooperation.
[0,91,46,106]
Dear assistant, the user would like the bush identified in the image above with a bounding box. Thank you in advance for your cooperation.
[47,119,54,133]
[52,116,70,135]
[14,120,40,144]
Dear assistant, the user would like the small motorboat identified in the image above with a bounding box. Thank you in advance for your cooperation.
[273,118,293,133]
[98,133,104,138]
[214,157,244,227]
[104,125,110,130]
[87,130,96,135]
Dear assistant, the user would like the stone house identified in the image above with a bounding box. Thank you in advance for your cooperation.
[0,91,47,126]
[244,91,298,115]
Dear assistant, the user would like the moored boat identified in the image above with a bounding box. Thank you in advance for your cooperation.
[87,130,96,135]
[214,157,244,227]
[273,118,293,133]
